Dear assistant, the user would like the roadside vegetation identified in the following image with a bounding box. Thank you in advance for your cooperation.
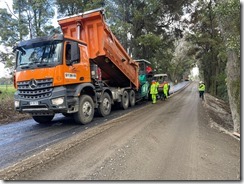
[0,85,15,121]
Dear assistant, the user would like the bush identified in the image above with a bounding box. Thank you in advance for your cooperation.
[0,85,16,102]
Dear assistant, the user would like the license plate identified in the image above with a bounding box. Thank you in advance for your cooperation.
[30,101,39,105]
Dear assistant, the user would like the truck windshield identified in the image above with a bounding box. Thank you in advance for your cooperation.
[16,41,62,68]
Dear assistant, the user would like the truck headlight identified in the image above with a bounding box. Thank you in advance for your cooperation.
[14,100,20,108]
[51,97,64,106]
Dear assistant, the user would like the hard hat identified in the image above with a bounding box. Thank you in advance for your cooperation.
[199,81,202,84]
[152,80,156,83]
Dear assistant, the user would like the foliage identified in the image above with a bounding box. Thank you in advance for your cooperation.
[215,0,240,132]
[0,0,57,73]
[106,0,195,80]
[185,0,231,100]
[12,0,56,38]
[0,85,16,102]
[0,0,56,42]
[56,0,105,17]
[0,8,25,46]
[215,0,240,55]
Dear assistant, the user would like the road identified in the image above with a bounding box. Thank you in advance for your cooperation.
[0,82,240,180]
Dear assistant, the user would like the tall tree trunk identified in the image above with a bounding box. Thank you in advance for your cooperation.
[226,51,240,133]
[216,0,240,133]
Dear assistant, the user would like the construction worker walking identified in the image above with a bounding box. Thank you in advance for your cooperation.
[150,80,158,104]
[198,81,205,100]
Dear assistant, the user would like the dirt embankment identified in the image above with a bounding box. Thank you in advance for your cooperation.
[204,94,233,132]
[0,98,30,124]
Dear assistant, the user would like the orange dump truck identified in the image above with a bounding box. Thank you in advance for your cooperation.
[13,8,150,124]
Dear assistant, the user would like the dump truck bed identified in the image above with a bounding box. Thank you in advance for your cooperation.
[58,8,139,89]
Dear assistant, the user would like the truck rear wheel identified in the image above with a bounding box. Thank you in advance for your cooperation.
[120,90,129,110]
[74,95,94,124]
[32,115,54,124]
[129,90,136,107]
[98,92,111,117]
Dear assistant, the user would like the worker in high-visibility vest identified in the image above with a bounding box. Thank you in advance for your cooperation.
[163,82,169,99]
[155,81,160,88]
[198,81,205,100]
[150,80,158,104]
[155,80,160,99]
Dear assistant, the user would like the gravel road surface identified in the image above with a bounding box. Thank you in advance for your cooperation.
[0,82,240,180]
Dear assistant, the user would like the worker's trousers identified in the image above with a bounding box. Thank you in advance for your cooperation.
[152,94,157,104]
[164,89,168,99]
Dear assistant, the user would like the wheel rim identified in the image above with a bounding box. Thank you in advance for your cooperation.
[103,98,110,111]
[130,90,135,105]
[123,92,129,106]
[82,101,93,117]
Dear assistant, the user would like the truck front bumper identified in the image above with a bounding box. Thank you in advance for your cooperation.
[14,86,79,115]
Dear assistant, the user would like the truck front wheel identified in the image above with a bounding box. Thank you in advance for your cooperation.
[98,92,111,117]
[32,115,54,124]
[74,95,94,124]
[120,90,129,110]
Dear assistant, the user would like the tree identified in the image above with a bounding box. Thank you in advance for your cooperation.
[0,8,25,72]
[215,0,240,133]
[0,8,26,46]
[185,0,227,98]
[107,0,195,79]
[170,37,195,82]
[12,0,56,38]
[0,0,56,72]
[56,0,105,17]
[185,0,240,132]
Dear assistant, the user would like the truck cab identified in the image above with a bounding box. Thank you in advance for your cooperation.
[13,34,95,124]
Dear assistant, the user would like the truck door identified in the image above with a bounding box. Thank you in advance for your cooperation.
[63,40,91,84]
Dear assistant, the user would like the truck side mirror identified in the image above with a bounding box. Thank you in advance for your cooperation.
[71,42,80,63]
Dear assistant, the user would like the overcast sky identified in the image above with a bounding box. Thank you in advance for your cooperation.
[0,0,13,14]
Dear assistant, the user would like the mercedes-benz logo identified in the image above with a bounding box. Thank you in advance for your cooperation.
[29,79,37,89]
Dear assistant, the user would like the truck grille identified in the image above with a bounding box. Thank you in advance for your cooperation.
[17,78,53,100]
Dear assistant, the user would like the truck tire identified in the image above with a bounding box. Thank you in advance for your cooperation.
[120,90,129,110]
[74,95,94,124]
[129,90,136,107]
[98,92,112,117]
[32,115,54,124]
